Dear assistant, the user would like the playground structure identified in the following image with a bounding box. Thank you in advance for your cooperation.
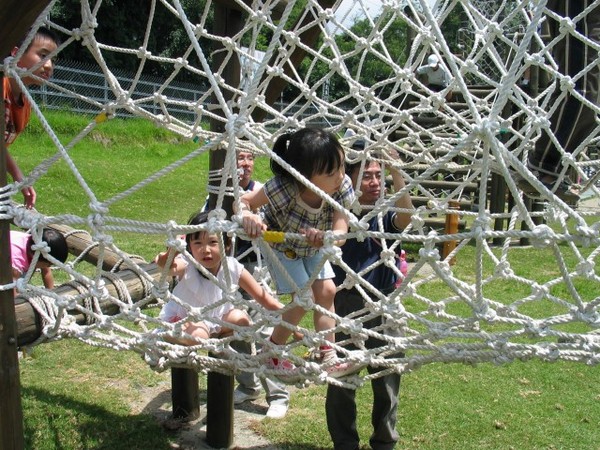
[2,0,600,448]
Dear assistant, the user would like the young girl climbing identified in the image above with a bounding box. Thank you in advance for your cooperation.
[156,210,283,344]
[237,127,356,377]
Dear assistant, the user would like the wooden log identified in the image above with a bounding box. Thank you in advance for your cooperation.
[14,263,169,347]
[47,223,145,271]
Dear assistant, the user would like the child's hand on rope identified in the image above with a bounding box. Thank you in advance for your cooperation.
[241,212,266,238]
[153,250,174,269]
[153,235,186,276]
[301,227,325,248]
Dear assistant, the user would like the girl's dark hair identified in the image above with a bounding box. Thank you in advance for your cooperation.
[270,128,344,185]
[185,210,231,252]
[29,228,68,264]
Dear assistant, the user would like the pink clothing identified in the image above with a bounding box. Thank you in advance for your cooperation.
[10,230,32,276]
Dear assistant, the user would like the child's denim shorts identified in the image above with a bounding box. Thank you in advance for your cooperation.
[267,248,334,294]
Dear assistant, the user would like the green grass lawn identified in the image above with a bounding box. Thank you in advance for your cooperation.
[7,111,600,449]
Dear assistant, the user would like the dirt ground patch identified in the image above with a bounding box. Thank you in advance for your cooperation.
[130,379,288,449]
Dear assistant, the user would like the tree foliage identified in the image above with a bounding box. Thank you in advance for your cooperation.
[51,0,207,82]
[48,1,466,101]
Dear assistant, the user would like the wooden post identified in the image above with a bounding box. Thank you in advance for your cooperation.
[251,0,336,122]
[205,353,234,447]
[171,368,200,420]
[0,92,25,449]
[172,1,245,446]
[442,201,460,265]
[1,3,54,445]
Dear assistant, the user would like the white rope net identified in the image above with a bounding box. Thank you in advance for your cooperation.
[2,0,600,387]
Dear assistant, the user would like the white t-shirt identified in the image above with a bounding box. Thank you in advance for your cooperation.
[416,64,451,87]
[159,256,244,334]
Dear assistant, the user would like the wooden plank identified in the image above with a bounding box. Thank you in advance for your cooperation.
[252,0,337,122]
[1,3,53,448]
[0,0,53,57]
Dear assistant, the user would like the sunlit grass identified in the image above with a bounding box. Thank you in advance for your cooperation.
[8,111,600,449]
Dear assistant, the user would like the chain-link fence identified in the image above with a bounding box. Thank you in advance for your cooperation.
[31,59,208,121]
[30,59,331,127]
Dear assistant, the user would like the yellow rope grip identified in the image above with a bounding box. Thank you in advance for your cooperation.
[262,231,285,243]
[94,112,108,123]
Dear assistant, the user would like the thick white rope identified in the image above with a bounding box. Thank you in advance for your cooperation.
[2,0,599,386]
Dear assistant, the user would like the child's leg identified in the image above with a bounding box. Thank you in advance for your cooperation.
[165,321,210,345]
[184,321,211,340]
[311,278,337,343]
[269,304,306,345]
[219,308,251,335]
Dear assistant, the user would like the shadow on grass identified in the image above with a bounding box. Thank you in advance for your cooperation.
[138,386,329,449]
[22,386,174,450]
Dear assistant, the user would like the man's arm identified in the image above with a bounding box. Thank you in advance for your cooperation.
[388,152,414,230]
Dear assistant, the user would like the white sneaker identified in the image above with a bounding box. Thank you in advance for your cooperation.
[266,403,288,419]
[233,389,261,405]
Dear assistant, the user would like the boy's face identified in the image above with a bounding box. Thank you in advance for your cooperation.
[13,35,58,86]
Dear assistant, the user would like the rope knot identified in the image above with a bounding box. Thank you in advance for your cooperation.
[494,260,513,278]
[558,17,576,35]
[530,224,556,248]
[575,260,595,278]
[166,235,186,253]
[15,277,29,292]
[559,75,575,93]
[295,290,314,309]
[380,249,396,265]
[575,224,598,246]
[91,279,109,301]
[137,47,151,59]
[474,118,500,137]
[31,240,51,256]
[152,282,170,300]
[419,245,440,261]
